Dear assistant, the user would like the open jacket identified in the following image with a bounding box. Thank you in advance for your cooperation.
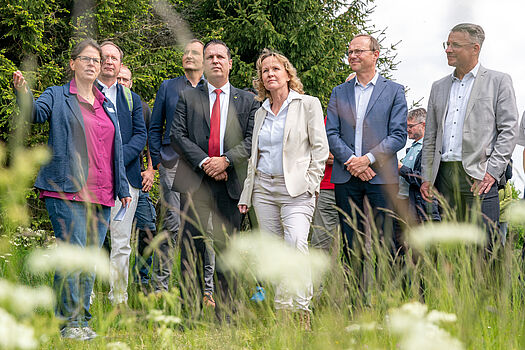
[26,82,130,200]
[239,93,329,208]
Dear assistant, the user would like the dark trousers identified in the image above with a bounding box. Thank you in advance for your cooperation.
[435,162,499,241]
[179,177,240,311]
[335,178,400,264]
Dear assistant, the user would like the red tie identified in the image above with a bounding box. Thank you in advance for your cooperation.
[208,88,222,157]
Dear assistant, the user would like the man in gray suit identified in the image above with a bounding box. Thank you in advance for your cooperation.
[421,23,518,239]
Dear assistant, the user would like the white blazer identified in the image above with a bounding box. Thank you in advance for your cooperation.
[239,92,329,208]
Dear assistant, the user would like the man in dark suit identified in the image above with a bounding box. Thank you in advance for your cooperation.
[148,39,210,293]
[326,34,407,274]
[170,39,258,312]
[98,41,147,305]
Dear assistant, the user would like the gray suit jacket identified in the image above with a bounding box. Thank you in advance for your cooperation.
[422,65,518,184]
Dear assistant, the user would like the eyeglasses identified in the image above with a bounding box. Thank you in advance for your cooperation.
[442,41,475,50]
[407,122,423,128]
[76,56,101,64]
[348,49,374,56]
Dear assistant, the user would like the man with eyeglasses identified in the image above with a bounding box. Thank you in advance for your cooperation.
[397,108,440,224]
[421,23,518,246]
[98,41,147,305]
[326,34,407,282]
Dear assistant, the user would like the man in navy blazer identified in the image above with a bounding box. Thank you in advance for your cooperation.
[98,41,147,304]
[326,34,407,271]
[148,39,209,293]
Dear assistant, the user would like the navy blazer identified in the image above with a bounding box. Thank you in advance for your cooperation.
[170,84,259,199]
[326,75,407,185]
[27,82,130,200]
[110,84,147,189]
[149,76,205,168]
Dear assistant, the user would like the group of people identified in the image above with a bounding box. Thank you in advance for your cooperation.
[12,21,522,338]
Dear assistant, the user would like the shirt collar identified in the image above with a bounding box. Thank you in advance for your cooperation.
[262,89,301,114]
[70,79,106,105]
[184,74,206,86]
[208,81,230,96]
[355,71,379,88]
[452,62,481,81]
[97,79,118,91]
[413,138,423,146]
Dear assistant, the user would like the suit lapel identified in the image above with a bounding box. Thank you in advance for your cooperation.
[198,84,210,128]
[464,65,486,123]
[226,87,239,134]
[283,97,299,143]
[64,85,85,132]
[364,75,386,117]
[440,77,453,129]
[344,80,357,125]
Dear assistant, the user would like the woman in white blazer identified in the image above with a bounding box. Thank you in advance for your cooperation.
[238,49,328,327]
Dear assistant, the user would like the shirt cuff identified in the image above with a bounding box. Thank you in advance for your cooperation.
[199,157,210,169]
[365,152,376,164]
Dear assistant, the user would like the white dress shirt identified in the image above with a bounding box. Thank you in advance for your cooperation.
[97,80,118,113]
[351,72,379,164]
[441,62,480,161]
[199,81,231,168]
[257,90,300,175]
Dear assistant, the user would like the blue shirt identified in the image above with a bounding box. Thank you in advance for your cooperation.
[398,138,423,198]
[351,72,379,164]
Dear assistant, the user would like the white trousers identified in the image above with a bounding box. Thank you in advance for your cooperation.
[252,172,315,311]
[109,184,140,304]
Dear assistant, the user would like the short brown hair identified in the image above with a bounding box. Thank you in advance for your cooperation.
[68,39,102,78]
[100,40,124,61]
[351,34,380,52]
[253,48,304,103]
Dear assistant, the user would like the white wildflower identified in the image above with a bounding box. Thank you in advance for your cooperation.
[146,309,181,325]
[409,223,486,249]
[222,231,330,290]
[345,321,377,332]
[0,307,38,349]
[107,342,131,350]
[387,302,463,350]
[506,201,525,224]
[426,310,457,324]
[0,279,54,315]
[27,243,110,280]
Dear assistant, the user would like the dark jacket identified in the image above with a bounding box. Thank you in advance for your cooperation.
[170,84,259,199]
[108,84,147,189]
[149,76,205,168]
[399,149,440,222]
[26,82,130,200]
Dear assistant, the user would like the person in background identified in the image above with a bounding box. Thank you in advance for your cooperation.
[148,39,216,297]
[13,39,131,340]
[238,48,328,330]
[117,65,157,290]
[397,108,440,223]
[98,41,147,305]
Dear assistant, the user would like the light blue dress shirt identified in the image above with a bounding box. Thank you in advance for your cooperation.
[398,138,423,198]
[257,90,301,175]
[351,72,379,164]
